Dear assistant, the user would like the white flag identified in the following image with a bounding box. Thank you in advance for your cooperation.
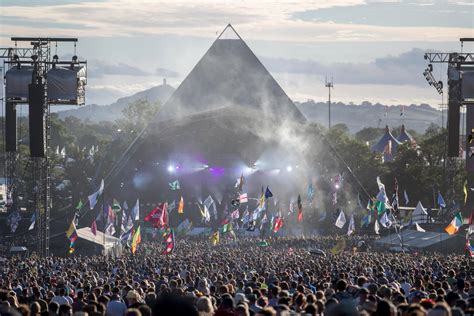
[415,222,426,232]
[335,210,346,229]
[131,198,140,221]
[347,214,355,236]
[376,176,385,191]
[28,211,37,231]
[379,212,392,228]
[404,190,409,205]
[239,193,248,203]
[375,220,380,235]
[88,179,104,210]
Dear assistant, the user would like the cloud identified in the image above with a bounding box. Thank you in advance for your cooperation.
[0,0,472,44]
[155,67,179,78]
[89,61,150,77]
[262,48,431,86]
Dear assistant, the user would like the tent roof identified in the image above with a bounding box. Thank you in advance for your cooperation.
[77,228,119,250]
[371,125,402,153]
[412,201,429,223]
[153,24,306,124]
[375,229,456,249]
[397,124,415,143]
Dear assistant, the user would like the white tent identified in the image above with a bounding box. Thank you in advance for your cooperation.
[412,201,429,223]
[76,228,122,257]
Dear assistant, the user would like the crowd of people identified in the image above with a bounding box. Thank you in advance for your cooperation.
[0,236,472,316]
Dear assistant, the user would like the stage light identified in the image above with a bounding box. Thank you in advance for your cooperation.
[167,165,174,173]
[286,165,293,172]
[335,183,340,189]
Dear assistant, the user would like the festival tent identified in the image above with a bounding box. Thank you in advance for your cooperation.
[371,126,402,161]
[412,201,430,224]
[374,229,464,253]
[397,124,416,144]
[75,228,122,257]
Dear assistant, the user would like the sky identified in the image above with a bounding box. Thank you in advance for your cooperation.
[1,0,473,107]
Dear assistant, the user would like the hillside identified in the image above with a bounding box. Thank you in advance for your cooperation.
[296,100,442,134]
[58,81,175,122]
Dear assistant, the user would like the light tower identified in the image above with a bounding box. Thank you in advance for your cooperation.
[325,77,334,129]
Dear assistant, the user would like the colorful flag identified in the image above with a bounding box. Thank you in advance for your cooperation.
[273,217,284,233]
[239,193,248,203]
[464,180,468,205]
[28,210,37,231]
[131,226,141,254]
[66,217,78,253]
[265,186,273,199]
[231,209,240,219]
[330,239,346,255]
[91,220,97,236]
[131,199,140,221]
[88,179,104,210]
[297,194,303,221]
[112,199,121,213]
[437,192,446,208]
[163,229,175,254]
[210,231,220,245]
[347,214,355,236]
[335,210,346,228]
[199,203,211,222]
[178,197,184,214]
[445,213,463,235]
[222,221,233,234]
[259,188,266,210]
[466,239,474,258]
[169,180,180,191]
[76,200,84,210]
[379,212,392,228]
[144,203,168,228]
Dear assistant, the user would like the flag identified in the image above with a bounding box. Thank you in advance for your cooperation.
[404,190,409,205]
[437,192,446,208]
[144,203,168,228]
[330,239,346,255]
[376,189,388,215]
[335,210,346,229]
[169,180,180,191]
[464,180,468,205]
[445,213,463,235]
[204,195,217,220]
[307,183,315,205]
[28,210,37,231]
[347,214,355,236]
[105,222,116,236]
[361,211,371,228]
[210,231,220,245]
[91,220,97,236]
[131,199,140,221]
[168,200,176,213]
[88,179,104,210]
[112,199,121,213]
[123,200,129,210]
[265,186,273,199]
[178,197,184,214]
[415,222,426,232]
[66,217,78,253]
[199,203,211,222]
[239,193,248,203]
[120,210,133,235]
[222,221,233,234]
[120,227,133,242]
[391,178,399,212]
[235,174,244,191]
[131,226,141,254]
[357,193,363,210]
[76,200,84,210]
[376,176,385,191]
[379,212,392,228]
[163,229,175,254]
[273,217,284,233]
[231,209,240,219]
[374,220,380,235]
[297,194,303,221]
[258,188,265,210]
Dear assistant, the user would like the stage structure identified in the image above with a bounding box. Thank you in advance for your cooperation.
[1,38,87,257]
[100,24,309,222]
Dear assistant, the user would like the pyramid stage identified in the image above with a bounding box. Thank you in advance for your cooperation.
[107,25,312,223]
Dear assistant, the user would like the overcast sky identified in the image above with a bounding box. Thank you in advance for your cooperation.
[1,0,473,107]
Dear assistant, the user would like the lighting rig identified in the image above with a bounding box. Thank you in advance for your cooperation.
[1,38,87,257]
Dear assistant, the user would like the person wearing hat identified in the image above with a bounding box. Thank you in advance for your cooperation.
[126,290,142,309]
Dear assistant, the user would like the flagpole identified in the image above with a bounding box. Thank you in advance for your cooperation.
[103,187,106,256]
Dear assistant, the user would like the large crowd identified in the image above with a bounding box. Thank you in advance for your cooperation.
[0,236,472,316]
